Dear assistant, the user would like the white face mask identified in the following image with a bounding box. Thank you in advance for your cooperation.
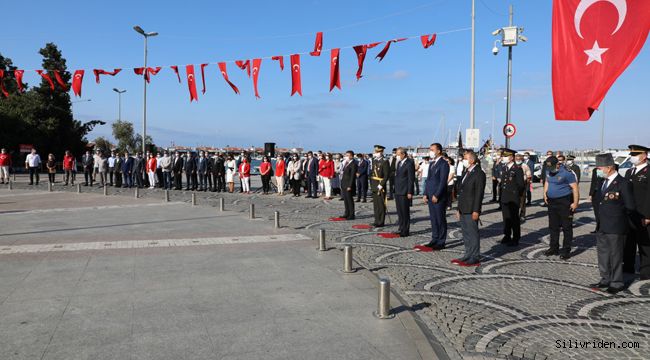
[524,156,529,160]
[462,159,470,168]
[374,153,382,159]
[630,156,641,166]
[566,160,574,165]
[429,151,437,159]
[515,160,522,165]
[501,157,510,164]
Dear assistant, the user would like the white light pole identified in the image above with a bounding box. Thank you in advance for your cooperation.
[112,88,126,122]
[492,5,527,149]
[470,0,476,130]
[133,25,158,155]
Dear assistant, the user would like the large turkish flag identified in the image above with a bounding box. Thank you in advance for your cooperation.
[552,0,650,120]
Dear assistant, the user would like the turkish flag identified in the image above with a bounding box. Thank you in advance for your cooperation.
[200,63,208,94]
[218,62,240,94]
[14,70,25,93]
[252,58,262,98]
[134,67,147,81]
[170,66,181,83]
[92,68,122,83]
[186,65,198,102]
[235,60,251,77]
[272,56,284,71]
[290,54,302,96]
[330,48,341,91]
[36,70,55,91]
[552,0,650,120]
[0,70,9,98]
[376,38,407,62]
[310,32,323,56]
[72,70,84,97]
[421,34,437,48]
[53,71,68,91]
[353,45,368,80]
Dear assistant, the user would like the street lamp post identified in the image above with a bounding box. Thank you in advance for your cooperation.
[112,88,126,122]
[492,5,527,149]
[133,26,158,155]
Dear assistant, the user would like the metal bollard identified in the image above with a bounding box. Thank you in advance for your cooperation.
[249,203,255,219]
[48,182,53,192]
[13,173,16,182]
[319,229,327,251]
[373,278,395,319]
[77,183,81,193]
[192,192,197,206]
[219,197,225,212]
[103,185,108,196]
[343,246,355,273]
[8,181,12,190]
[135,187,139,199]
[274,211,280,228]
[164,190,169,202]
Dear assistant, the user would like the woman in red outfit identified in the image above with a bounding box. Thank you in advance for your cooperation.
[239,157,251,194]
[146,153,157,189]
[320,153,335,200]
[275,154,286,195]
[260,156,272,194]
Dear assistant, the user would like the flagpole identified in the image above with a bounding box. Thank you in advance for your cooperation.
[470,0,476,130]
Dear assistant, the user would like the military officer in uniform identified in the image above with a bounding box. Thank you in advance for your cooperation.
[566,155,581,183]
[499,148,525,246]
[370,145,390,227]
[623,145,650,279]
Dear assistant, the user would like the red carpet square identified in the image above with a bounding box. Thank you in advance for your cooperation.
[352,224,373,230]
[377,233,400,239]
[328,217,347,222]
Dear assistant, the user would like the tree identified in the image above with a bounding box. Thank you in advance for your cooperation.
[111,120,137,152]
[93,136,114,153]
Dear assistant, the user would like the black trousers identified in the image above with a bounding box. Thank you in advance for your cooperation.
[262,175,271,193]
[218,174,225,191]
[342,188,355,219]
[84,168,93,185]
[623,214,650,276]
[191,173,198,190]
[28,167,40,184]
[492,179,500,201]
[388,176,395,199]
[372,191,386,226]
[156,168,164,187]
[501,201,521,242]
[307,177,318,197]
[174,172,182,190]
[356,176,368,200]
[548,194,573,254]
[395,195,410,236]
[109,168,115,185]
[290,178,301,195]
[114,172,122,187]
[185,173,192,189]
[48,173,55,183]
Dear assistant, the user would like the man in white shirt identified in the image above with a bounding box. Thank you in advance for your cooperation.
[25,148,42,185]
[108,151,116,186]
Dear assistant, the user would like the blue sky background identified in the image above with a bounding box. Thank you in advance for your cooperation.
[3,0,649,152]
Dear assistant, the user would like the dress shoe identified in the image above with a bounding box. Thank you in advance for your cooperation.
[347,216,356,221]
[506,241,519,247]
[460,259,480,267]
[451,258,466,264]
[544,249,560,256]
[362,199,367,203]
[413,244,433,252]
[606,286,624,294]
[500,237,511,244]
[559,253,571,260]
[589,282,609,290]
[430,244,445,251]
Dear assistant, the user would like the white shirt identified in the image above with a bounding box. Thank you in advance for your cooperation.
[602,171,618,190]
[108,156,116,167]
[25,153,41,167]
[632,162,647,175]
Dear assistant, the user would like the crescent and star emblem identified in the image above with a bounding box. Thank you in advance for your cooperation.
[253,67,258,75]
[292,64,300,72]
[188,74,194,81]
[575,0,628,65]
[332,57,338,64]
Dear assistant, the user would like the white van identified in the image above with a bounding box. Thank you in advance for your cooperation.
[612,151,632,177]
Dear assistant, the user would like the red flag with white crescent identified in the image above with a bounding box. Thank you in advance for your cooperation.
[252,58,262,99]
[71,70,84,97]
[329,48,341,91]
[92,68,122,83]
[421,34,437,48]
[353,45,368,80]
[0,70,9,98]
[200,63,208,94]
[14,70,25,93]
[170,66,181,83]
[271,56,284,71]
[375,38,407,62]
[186,65,198,102]
[53,71,68,91]
[290,54,302,96]
[134,67,148,82]
[36,70,55,91]
[552,0,650,120]
[218,62,240,94]
[235,60,251,77]
[310,32,323,56]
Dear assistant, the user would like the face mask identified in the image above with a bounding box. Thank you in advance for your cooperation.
[374,153,382,159]
[596,169,606,178]
[566,160,574,165]
[462,159,470,168]
[515,160,522,165]
[501,158,510,164]
[630,156,641,166]
[524,156,529,160]
[429,151,437,159]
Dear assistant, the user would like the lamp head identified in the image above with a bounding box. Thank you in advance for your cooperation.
[133,26,145,35]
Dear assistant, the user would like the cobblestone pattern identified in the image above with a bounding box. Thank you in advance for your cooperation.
[6,181,650,360]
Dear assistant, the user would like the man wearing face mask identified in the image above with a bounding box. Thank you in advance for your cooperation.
[540,150,554,186]
[623,145,650,280]
[543,156,579,259]
[515,153,532,222]
[370,145,390,227]
[340,151,358,220]
[490,151,503,204]
[499,149,525,247]
[393,147,415,237]
[590,153,635,293]
[566,155,581,183]
[414,143,450,251]
[523,152,535,205]
[305,151,319,198]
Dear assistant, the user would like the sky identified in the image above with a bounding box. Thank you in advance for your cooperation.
[3,0,649,152]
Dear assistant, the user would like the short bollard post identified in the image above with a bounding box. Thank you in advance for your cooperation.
[134,187,139,199]
[13,173,16,181]
[164,190,169,202]
[373,278,395,319]
[249,203,255,219]
[103,185,108,196]
[318,229,327,251]
[8,181,13,190]
[219,197,225,212]
[274,211,280,228]
[77,183,81,193]
[192,192,197,206]
[48,182,53,192]
[343,246,355,273]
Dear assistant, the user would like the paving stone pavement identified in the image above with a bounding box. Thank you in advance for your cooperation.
[3,177,650,359]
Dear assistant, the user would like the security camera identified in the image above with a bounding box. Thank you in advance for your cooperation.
[518,35,528,42]
[492,46,499,55]
[492,29,502,36]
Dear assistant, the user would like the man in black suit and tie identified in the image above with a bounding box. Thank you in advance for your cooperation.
[392,148,415,237]
[452,150,486,266]
[172,152,183,190]
[415,143,450,251]
[340,151,358,220]
[356,153,369,202]
[184,152,197,191]
[305,151,319,198]
[623,145,650,279]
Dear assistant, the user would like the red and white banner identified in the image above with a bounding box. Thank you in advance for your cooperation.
[329,48,341,91]
[186,65,198,102]
[93,68,122,83]
[310,32,323,56]
[290,54,302,96]
[252,58,262,98]
[36,70,55,90]
[218,62,240,94]
[71,70,84,97]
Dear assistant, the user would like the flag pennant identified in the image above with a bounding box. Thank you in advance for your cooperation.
[92,68,122,84]
[186,65,198,102]
[252,58,262,98]
[375,38,407,62]
[170,66,181,83]
[134,67,148,82]
[235,60,251,77]
[134,67,161,83]
[53,71,68,91]
[72,70,84,97]
[310,32,323,56]
[421,34,437,48]
[329,48,341,92]
[200,63,208,94]
[353,45,368,80]
[0,70,9,98]
[14,70,25,93]
[218,62,240,94]
[271,56,284,71]
[290,54,302,96]
[36,70,55,91]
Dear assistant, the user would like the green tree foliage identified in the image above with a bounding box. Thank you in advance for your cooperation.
[93,136,114,153]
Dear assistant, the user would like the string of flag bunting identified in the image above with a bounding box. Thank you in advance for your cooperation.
[0,30,456,102]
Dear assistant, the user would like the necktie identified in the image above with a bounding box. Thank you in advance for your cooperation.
[631,168,637,177]
[601,179,608,192]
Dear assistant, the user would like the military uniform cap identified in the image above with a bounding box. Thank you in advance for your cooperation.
[566,155,576,160]
[501,148,516,157]
[628,144,649,155]
[595,153,615,167]
[374,145,385,152]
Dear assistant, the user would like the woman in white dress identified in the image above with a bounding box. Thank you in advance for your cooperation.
[225,155,237,193]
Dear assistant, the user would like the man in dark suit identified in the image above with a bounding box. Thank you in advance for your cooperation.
[499,148,525,246]
[197,151,208,191]
[415,143,450,251]
[591,153,635,293]
[213,153,225,192]
[82,150,94,186]
[121,151,134,188]
[370,145,390,227]
[490,150,503,203]
[356,153,369,202]
[340,151,358,220]
[172,151,183,190]
[305,151,319,198]
[387,148,397,200]
[623,145,650,279]
[452,150,486,266]
[184,152,197,191]
[132,152,144,188]
[393,147,415,237]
